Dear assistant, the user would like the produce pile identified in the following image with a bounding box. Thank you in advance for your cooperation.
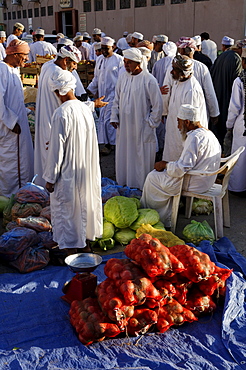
[69,233,232,345]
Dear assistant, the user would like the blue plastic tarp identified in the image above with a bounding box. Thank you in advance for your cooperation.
[0,238,246,370]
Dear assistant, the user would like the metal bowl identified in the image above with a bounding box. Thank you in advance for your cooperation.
[65,253,102,273]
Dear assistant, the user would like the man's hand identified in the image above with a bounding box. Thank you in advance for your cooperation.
[94,95,109,108]
[46,182,55,193]
[110,122,119,129]
[12,123,21,134]
[160,85,169,95]
[210,116,219,125]
[154,161,168,172]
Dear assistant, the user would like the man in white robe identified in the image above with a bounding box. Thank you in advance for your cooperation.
[89,28,102,61]
[43,70,102,251]
[88,36,124,155]
[152,41,177,86]
[117,32,129,51]
[0,40,34,197]
[0,31,6,61]
[200,32,217,64]
[110,48,163,190]
[226,47,246,193]
[28,29,57,63]
[141,104,221,227]
[6,22,24,47]
[162,54,207,162]
[148,34,168,72]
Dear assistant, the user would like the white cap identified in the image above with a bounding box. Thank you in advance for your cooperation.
[94,42,101,50]
[192,35,201,46]
[83,32,91,38]
[35,28,45,36]
[58,38,73,46]
[14,22,24,31]
[132,32,144,41]
[92,28,101,35]
[156,34,168,43]
[73,35,83,42]
[0,31,6,38]
[101,36,115,46]
[222,36,234,46]
[178,104,200,122]
[163,41,177,57]
[123,31,128,36]
[57,33,64,38]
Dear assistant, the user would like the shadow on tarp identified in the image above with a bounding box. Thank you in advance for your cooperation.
[0,239,245,370]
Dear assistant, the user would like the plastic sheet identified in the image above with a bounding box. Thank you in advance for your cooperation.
[0,240,245,370]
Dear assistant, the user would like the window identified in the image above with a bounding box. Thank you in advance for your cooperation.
[23,9,27,18]
[41,7,46,16]
[94,0,103,11]
[120,0,130,8]
[135,0,146,7]
[17,10,21,18]
[152,0,164,5]
[34,7,39,17]
[3,12,7,20]
[83,0,91,12]
[171,0,186,3]
[12,11,16,19]
[28,9,32,18]
[48,6,53,16]
[106,0,115,9]
[8,12,11,20]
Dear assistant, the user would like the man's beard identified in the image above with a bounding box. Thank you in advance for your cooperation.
[180,126,188,141]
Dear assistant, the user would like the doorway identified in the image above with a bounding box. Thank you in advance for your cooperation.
[55,9,78,38]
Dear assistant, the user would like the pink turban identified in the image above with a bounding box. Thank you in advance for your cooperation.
[57,45,81,63]
[6,39,30,55]
[176,37,197,51]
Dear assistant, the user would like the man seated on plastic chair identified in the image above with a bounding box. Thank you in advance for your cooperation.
[141,104,221,228]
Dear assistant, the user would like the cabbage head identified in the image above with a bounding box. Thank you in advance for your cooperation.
[104,196,139,228]
[114,228,136,245]
[102,217,115,239]
[129,198,141,209]
[152,220,165,230]
[130,208,160,230]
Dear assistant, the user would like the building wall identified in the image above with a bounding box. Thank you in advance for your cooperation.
[1,0,245,48]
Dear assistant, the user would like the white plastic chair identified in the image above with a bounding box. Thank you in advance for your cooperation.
[171,146,245,239]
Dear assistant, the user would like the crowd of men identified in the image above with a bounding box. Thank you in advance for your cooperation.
[0,21,246,253]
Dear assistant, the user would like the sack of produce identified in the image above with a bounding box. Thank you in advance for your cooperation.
[169,244,216,283]
[127,308,158,336]
[114,227,136,245]
[101,185,120,204]
[185,288,217,316]
[69,298,122,345]
[130,208,160,230]
[192,198,213,215]
[156,299,197,333]
[14,176,49,206]
[3,194,15,227]
[197,265,232,296]
[182,220,215,245]
[104,196,139,228]
[40,206,51,221]
[9,245,50,273]
[136,224,185,248]
[0,195,9,213]
[0,227,40,261]
[16,216,52,232]
[104,258,145,281]
[11,202,42,221]
[101,177,117,187]
[5,221,18,231]
[38,231,58,249]
[125,234,185,278]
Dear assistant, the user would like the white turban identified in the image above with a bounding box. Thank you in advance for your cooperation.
[222,36,234,46]
[0,31,6,38]
[94,42,101,50]
[163,41,177,57]
[137,46,151,59]
[101,36,115,46]
[58,38,73,46]
[57,45,81,63]
[123,47,143,63]
[132,32,144,41]
[49,69,76,96]
[192,35,201,46]
[177,104,200,122]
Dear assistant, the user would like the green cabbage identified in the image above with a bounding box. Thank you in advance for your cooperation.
[114,227,136,245]
[102,217,115,239]
[192,198,214,215]
[129,198,141,209]
[104,196,139,228]
[130,208,160,230]
[152,220,165,230]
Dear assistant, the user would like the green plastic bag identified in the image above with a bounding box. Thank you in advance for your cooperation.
[182,220,215,245]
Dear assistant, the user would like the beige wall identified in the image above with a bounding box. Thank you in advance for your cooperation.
[2,0,246,48]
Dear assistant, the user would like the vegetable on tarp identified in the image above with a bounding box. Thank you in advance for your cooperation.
[16,216,52,232]
[98,238,115,251]
[11,202,42,221]
[114,227,136,245]
[3,194,15,227]
[182,220,215,245]
[104,196,139,228]
[14,175,49,207]
[130,208,160,231]
[102,218,115,239]
[9,245,50,273]
[135,224,185,248]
